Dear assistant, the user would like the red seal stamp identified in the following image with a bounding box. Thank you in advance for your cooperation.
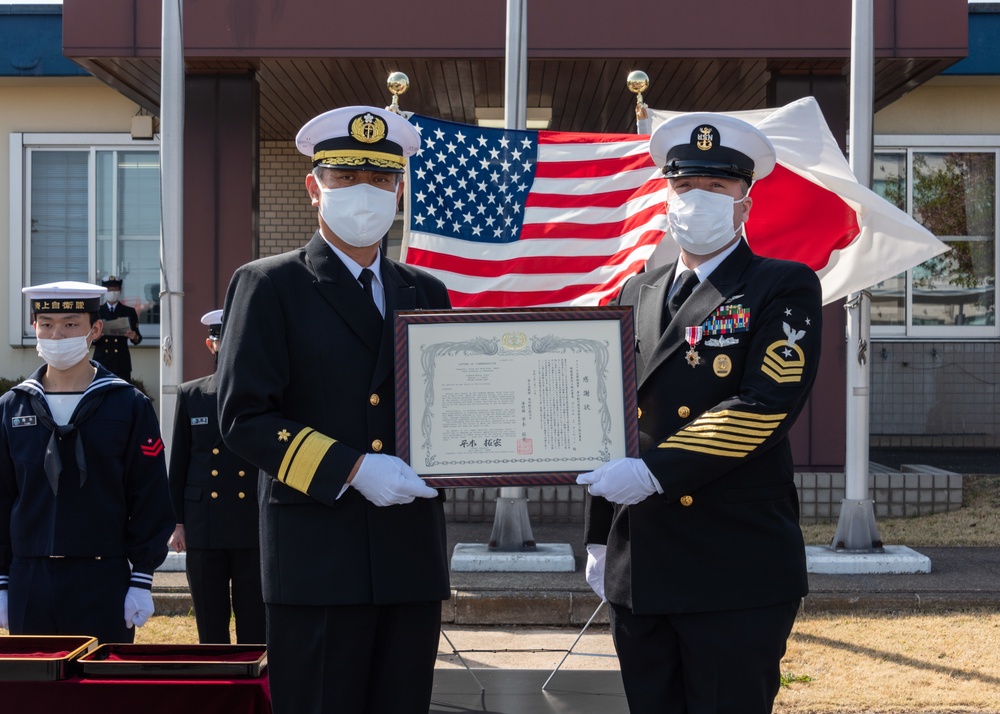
[517,438,533,455]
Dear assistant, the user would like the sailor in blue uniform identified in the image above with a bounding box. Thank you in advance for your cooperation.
[0,281,174,642]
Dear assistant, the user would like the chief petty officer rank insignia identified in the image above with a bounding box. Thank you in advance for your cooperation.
[763,321,808,384]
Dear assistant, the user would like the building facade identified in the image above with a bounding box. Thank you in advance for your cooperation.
[2,0,984,469]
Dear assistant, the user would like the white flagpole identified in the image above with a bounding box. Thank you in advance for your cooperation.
[832,0,882,551]
[159,0,184,460]
[490,0,536,552]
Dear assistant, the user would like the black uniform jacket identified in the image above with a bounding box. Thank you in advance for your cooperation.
[585,240,822,615]
[169,374,260,550]
[218,232,451,607]
[0,363,174,581]
[93,302,142,378]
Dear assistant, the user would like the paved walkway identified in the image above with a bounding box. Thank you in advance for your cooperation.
[153,521,1000,623]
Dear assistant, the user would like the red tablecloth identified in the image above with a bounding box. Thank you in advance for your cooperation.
[0,672,271,714]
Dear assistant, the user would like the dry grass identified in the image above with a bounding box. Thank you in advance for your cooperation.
[5,476,1000,712]
[136,613,1000,713]
[801,474,1000,547]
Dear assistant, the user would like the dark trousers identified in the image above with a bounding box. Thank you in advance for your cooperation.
[610,599,801,714]
[186,547,266,644]
[266,600,442,714]
[8,556,134,644]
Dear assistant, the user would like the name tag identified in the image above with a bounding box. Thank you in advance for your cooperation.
[12,416,37,427]
[190,417,209,426]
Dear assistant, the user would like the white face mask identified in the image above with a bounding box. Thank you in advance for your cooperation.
[105,291,120,303]
[37,335,92,371]
[666,188,745,256]
[318,183,399,248]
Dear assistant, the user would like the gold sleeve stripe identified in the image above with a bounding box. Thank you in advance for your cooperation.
[684,424,775,437]
[658,409,786,457]
[693,409,788,423]
[659,442,748,458]
[277,428,313,484]
[762,366,804,384]
[763,355,804,376]
[277,428,336,494]
[664,436,759,451]
[694,414,783,425]
[670,431,768,446]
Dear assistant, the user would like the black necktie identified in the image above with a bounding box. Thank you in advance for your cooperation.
[358,268,382,320]
[666,269,699,323]
[358,268,376,301]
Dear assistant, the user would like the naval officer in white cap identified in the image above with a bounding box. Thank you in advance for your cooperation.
[579,114,823,714]
[217,107,451,714]
[0,281,173,643]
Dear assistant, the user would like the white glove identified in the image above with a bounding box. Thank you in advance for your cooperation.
[124,586,154,629]
[0,590,8,630]
[351,453,438,507]
[577,457,659,505]
[584,544,607,601]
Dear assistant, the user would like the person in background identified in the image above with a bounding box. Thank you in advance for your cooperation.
[167,309,265,644]
[217,106,451,714]
[579,114,823,714]
[92,275,142,382]
[0,281,174,643]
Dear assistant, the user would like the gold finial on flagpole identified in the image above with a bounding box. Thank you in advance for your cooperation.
[627,70,649,121]
[387,72,410,114]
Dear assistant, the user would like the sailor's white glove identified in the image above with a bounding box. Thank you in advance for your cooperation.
[351,454,438,506]
[0,589,9,630]
[576,457,660,505]
[124,586,154,629]
[584,544,607,601]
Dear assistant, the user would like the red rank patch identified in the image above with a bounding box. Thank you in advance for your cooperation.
[140,437,164,457]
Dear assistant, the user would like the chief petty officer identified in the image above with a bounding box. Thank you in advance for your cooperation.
[579,113,823,714]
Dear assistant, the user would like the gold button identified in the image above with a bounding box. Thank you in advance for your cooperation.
[680,495,693,507]
[238,470,246,477]
[211,492,219,499]
[637,407,642,419]
[369,393,380,406]
[678,406,690,418]
[238,492,246,499]
[212,448,220,455]
[211,470,219,476]
[371,439,383,452]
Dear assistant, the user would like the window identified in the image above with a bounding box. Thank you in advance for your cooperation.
[8,134,161,343]
[871,136,998,337]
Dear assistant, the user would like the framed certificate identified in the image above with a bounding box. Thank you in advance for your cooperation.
[394,306,638,487]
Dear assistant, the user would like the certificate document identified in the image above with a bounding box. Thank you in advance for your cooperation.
[394,307,638,487]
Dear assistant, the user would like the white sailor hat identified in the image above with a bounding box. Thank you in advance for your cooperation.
[649,113,776,183]
[22,281,107,315]
[295,105,420,174]
[201,309,224,338]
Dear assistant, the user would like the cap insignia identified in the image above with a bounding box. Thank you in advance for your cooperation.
[350,113,387,144]
[696,126,714,151]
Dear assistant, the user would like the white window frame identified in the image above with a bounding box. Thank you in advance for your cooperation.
[873,134,1000,340]
[8,132,161,346]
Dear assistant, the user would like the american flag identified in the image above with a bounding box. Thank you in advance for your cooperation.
[403,115,668,308]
